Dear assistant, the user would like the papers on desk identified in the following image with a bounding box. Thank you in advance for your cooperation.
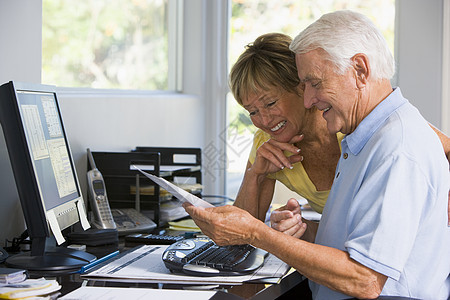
[59,286,216,300]
[168,218,201,232]
[81,245,290,285]
[0,268,27,285]
[131,165,214,208]
[0,278,61,299]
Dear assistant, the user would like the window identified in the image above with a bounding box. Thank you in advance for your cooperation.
[226,0,396,198]
[42,0,180,91]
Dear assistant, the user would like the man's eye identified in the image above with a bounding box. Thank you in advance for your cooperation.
[249,111,257,117]
[266,100,277,107]
[311,81,321,88]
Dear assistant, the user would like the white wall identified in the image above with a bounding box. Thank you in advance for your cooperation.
[396,0,447,134]
[0,0,43,244]
[0,1,42,84]
[58,91,204,195]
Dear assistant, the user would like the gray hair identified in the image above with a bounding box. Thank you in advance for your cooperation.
[290,10,395,80]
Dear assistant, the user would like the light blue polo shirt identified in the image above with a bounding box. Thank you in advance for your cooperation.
[310,88,450,299]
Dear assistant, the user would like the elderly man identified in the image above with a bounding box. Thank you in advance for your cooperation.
[184,10,450,299]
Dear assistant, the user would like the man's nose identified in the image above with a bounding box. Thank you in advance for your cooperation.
[303,86,317,109]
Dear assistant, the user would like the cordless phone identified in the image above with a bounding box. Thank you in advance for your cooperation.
[87,148,116,229]
[86,149,157,234]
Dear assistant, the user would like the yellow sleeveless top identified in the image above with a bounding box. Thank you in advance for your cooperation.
[248,129,345,214]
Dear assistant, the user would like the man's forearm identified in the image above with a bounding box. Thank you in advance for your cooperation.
[251,224,386,299]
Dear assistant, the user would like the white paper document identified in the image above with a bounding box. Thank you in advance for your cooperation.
[60,286,216,300]
[131,165,214,208]
[81,245,290,285]
[0,278,61,299]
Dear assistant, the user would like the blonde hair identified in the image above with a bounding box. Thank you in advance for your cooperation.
[229,33,300,105]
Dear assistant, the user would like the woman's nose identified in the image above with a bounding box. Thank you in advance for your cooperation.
[259,109,273,126]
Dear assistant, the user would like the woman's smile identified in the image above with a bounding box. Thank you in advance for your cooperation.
[271,120,287,132]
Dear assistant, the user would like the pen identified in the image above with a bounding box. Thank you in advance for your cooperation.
[79,250,120,274]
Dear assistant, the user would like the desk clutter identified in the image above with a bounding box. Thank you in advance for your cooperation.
[124,233,184,247]
[1,231,289,298]
[59,286,217,300]
[0,146,293,298]
[0,270,61,299]
[0,268,26,285]
[80,243,290,285]
[131,182,203,199]
[168,218,203,232]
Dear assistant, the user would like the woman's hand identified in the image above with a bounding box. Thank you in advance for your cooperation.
[250,134,304,176]
[270,198,307,239]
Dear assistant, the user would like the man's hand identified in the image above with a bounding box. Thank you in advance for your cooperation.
[270,198,307,239]
[183,203,263,246]
[250,134,304,176]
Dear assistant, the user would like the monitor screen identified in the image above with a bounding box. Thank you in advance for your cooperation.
[0,81,94,274]
[18,90,79,211]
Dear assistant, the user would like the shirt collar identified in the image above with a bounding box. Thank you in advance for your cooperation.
[344,87,408,155]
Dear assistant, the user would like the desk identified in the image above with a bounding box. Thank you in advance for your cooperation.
[57,269,306,299]
[4,246,419,299]
[50,234,308,299]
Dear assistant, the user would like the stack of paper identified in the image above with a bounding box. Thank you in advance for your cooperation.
[60,286,216,300]
[168,218,201,232]
[160,200,189,222]
[0,268,26,285]
[0,278,61,299]
[131,183,203,197]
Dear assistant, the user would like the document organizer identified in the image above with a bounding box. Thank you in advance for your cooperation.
[89,151,162,225]
[134,147,202,182]
[134,147,234,206]
[133,147,203,198]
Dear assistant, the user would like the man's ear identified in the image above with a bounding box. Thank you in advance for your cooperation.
[352,53,370,88]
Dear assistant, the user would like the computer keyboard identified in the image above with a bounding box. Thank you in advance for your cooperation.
[162,237,268,276]
[125,233,184,246]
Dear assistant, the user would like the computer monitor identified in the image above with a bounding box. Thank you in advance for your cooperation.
[0,81,96,274]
